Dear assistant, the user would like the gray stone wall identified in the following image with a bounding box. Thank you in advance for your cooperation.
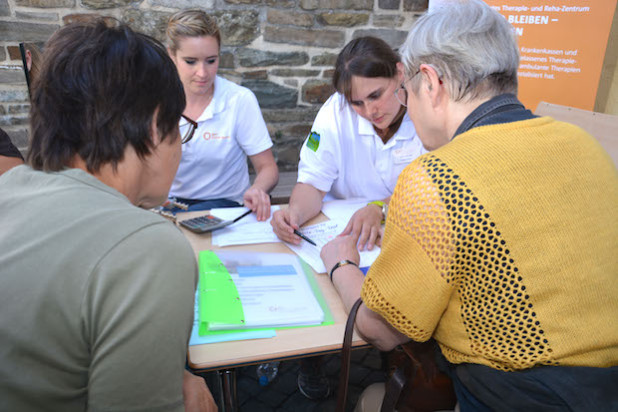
[0,0,427,171]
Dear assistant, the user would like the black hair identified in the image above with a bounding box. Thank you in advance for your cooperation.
[28,18,186,172]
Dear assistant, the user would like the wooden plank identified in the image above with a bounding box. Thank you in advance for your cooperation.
[535,101,618,166]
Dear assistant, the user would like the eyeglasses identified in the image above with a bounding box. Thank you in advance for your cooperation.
[394,69,420,108]
[180,115,198,144]
[394,65,443,107]
[394,82,408,107]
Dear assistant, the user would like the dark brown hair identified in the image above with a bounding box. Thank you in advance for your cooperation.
[28,18,185,172]
[332,36,401,103]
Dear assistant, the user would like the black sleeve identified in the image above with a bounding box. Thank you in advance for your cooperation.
[0,128,24,160]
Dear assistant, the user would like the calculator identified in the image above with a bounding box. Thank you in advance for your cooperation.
[178,214,234,233]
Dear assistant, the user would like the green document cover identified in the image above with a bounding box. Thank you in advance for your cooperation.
[197,250,333,337]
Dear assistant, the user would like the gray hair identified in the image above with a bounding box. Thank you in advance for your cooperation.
[401,0,519,101]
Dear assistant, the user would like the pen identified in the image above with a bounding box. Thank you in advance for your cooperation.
[293,229,317,246]
[232,209,252,223]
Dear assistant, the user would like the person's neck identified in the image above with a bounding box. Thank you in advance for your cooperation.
[374,105,407,144]
[69,148,142,206]
[444,96,493,142]
[185,84,215,120]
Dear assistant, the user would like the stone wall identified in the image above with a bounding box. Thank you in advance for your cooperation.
[0,0,427,171]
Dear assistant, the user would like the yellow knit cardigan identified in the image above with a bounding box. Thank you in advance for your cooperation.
[362,116,618,371]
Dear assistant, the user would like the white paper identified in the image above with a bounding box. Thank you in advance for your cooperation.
[211,206,281,246]
[285,220,381,273]
[320,198,371,223]
[209,205,280,226]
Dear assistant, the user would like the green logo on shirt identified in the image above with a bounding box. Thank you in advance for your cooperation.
[306,131,320,152]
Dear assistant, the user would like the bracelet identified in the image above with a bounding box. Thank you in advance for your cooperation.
[329,259,359,282]
[367,200,387,224]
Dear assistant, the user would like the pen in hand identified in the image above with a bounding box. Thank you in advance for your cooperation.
[232,209,252,223]
[293,229,317,246]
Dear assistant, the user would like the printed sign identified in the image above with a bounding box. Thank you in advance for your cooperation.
[484,0,617,110]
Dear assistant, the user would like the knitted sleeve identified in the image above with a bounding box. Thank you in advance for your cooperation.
[361,157,457,342]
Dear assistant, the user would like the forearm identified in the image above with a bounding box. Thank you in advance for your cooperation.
[248,149,279,194]
[251,163,278,193]
[287,183,325,226]
[332,265,409,351]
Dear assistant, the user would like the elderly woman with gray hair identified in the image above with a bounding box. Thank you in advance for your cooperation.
[321,0,618,410]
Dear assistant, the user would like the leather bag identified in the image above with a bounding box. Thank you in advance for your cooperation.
[336,298,457,412]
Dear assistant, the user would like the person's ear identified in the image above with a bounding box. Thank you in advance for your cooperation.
[419,64,445,108]
[150,108,161,146]
[25,50,32,71]
[167,47,177,62]
[395,62,405,83]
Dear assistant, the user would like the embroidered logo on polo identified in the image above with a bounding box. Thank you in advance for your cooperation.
[201,131,231,141]
[306,131,320,152]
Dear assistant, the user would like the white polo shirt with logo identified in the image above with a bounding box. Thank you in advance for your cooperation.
[170,76,273,203]
[298,92,426,201]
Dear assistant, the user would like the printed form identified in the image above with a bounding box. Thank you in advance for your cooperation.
[286,220,381,273]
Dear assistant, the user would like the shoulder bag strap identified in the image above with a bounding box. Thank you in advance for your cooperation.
[336,297,363,412]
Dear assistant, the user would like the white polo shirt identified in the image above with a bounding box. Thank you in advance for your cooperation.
[298,93,426,201]
[170,76,273,203]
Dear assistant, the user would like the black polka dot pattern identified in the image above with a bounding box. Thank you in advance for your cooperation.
[387,155,557,371]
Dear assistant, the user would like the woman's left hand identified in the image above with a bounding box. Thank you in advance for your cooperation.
[339,204,383,251]
[243,186,271,221]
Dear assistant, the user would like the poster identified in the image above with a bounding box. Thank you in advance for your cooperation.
[483,0,617,111]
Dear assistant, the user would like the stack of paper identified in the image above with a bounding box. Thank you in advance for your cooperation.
[198,251,324,333]
[210,206,280,246]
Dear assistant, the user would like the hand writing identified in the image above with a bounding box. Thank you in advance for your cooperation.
[271,209,301,244]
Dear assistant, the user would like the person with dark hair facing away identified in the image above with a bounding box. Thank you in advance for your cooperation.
[0,19,216,411]
[321,0,617,410]
[271,36,425,400]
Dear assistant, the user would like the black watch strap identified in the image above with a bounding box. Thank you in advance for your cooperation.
[329,259,359,282]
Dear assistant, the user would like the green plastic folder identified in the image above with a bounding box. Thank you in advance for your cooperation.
[197,251,245,335]
[197,250,333,338]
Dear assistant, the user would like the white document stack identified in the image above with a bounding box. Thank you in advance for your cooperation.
[209,251,324,330]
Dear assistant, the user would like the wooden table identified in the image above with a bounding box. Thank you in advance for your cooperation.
[177,211,369,410]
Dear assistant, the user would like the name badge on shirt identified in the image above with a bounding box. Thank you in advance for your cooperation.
[393,147,418,164]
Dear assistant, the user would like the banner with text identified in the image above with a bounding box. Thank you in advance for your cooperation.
[484,0,616,111]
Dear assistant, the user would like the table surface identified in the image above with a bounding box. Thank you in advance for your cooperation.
[179,210,369,372]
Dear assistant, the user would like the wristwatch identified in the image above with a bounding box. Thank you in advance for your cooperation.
[367,200,388,224]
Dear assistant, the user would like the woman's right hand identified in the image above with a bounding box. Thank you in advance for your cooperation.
[271,209,301,244]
